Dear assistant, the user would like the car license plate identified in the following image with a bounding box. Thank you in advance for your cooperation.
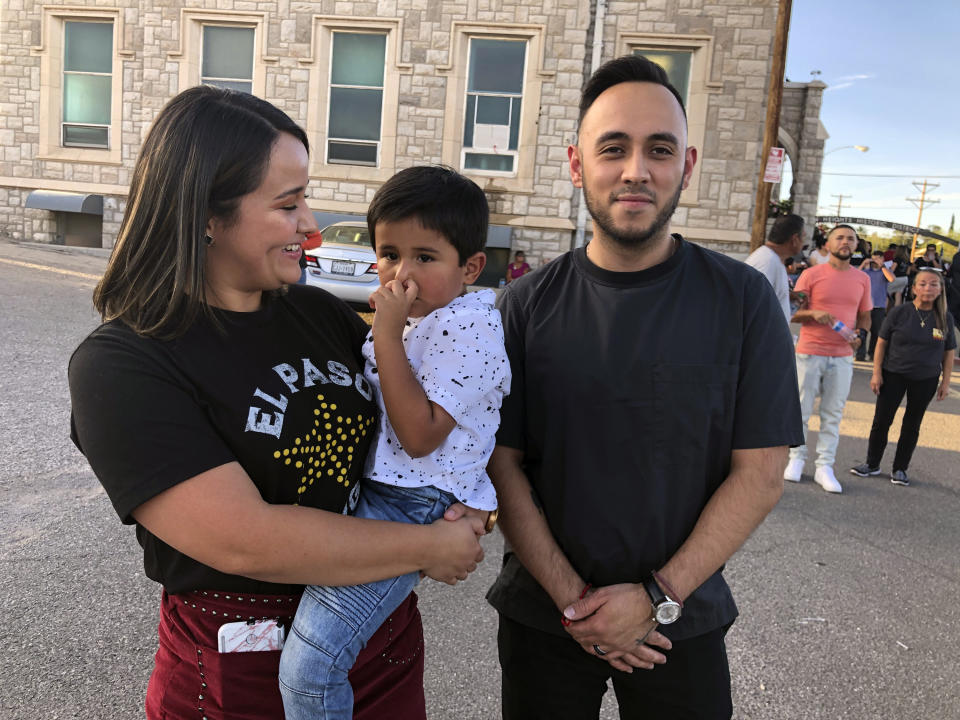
[331,260,354,275]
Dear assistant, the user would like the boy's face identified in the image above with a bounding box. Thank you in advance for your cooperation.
[373,216,485,318]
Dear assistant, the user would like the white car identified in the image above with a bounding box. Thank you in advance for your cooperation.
[303,222,379,306]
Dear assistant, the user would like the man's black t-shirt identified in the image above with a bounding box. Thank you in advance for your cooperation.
[486,237,804,641]
[880,303,957,380]
[69,286,377,594]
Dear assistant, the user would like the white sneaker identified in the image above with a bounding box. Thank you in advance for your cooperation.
[783,458,804,483]
[814,466,843,493]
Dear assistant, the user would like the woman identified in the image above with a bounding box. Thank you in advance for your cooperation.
[504,250,531,284]
[68,87,485,719]
[850,269,956,486]
[806,231,830,266]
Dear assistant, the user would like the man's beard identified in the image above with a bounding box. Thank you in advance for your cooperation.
[583,180,684,250]
[831,247,853,260]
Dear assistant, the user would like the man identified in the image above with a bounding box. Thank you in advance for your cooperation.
[784,225,872,493]
[914,243,943,271]
[859,249,891,360]
[486,55,803,719]
[745,213,806,326]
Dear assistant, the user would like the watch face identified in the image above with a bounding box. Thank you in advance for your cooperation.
[656,600,682,625]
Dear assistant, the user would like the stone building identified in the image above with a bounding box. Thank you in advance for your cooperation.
[1,0,802,281]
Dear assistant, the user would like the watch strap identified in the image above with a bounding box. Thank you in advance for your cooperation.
[642,576,666,608]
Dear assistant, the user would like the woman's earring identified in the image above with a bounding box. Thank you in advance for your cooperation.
[205,235,215,247]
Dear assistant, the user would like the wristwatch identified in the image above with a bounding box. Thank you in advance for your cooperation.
[642,576,682,625]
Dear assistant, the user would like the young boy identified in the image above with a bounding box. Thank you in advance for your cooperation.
[279,165,510,719]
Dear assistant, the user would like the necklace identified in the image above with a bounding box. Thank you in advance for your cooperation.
[914,304,932,328]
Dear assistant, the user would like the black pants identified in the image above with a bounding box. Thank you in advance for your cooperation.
[867,307,886,359]
[866,370,939,472]
[498,614,732,720]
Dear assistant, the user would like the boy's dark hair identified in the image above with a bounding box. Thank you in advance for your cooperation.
[578,55,686,129]
[367,165,489,264]
[768,213,805,245]
[872,249,885,257]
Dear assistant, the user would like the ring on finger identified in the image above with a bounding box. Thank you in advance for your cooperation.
[593,644,607,657]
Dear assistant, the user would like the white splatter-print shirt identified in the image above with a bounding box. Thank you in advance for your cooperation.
[361,289,510,510]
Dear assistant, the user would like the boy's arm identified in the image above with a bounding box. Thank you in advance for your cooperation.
[370,280,456,458]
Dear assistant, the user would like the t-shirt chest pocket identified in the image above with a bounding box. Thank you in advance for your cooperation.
[651,364,738,464]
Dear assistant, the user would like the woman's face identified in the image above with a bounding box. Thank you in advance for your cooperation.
[205,132,316,311]
[914,272,942,305]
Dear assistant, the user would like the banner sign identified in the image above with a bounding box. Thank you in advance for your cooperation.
[815,216,958,248]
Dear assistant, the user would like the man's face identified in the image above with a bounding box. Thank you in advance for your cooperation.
[790,227,805,256]
[568,81,696,249]
[827,228,857,260]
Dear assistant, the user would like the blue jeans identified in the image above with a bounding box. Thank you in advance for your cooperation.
[278,481,456,720]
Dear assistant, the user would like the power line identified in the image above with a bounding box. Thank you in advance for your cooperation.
[821,172,960,179]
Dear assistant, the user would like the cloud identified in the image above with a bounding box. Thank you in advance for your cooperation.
[825,73,875,92]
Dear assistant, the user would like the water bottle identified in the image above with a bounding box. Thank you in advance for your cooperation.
[831,320,858,342]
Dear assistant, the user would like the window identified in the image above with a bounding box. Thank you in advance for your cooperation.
[201,26,255,93]
[633,49,692,105]
[62,22,112,148]
[462,38,527,174]
[326,32,387,166]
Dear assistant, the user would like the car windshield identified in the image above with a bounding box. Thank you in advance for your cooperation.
[323,226,371,248]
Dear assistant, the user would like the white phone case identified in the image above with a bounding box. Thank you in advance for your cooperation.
[217,619,285,653]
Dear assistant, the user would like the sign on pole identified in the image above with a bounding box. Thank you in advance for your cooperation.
[763,147,785,183]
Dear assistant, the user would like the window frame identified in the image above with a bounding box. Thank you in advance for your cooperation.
[438,23,552,194]
[617,33,722,206]
[61,20,114,149]
[301,16,407,183]
[324,30,388,168]
[459,37,529,177]
[32,7,130,164]
[199,24,256,94]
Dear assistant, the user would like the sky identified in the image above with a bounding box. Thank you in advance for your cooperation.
[781,0,959,235]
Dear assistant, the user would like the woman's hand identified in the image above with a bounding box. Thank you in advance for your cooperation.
[421,515,485,585]
[870,373,883,395]
[936,381,951,401]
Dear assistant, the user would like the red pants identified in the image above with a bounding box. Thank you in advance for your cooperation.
[146,589,426,719]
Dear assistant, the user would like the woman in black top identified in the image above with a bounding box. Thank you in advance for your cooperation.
[68,87,485,720]
[850,269,956,485]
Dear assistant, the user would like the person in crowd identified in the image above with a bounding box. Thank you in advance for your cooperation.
[859,249,893,361]
[806,226,830,266]
[279,165,509,718]
[914,243,943,272]
[785,224,872,493]
[883,243,898,262]
[850,237,868,267]
[887,245,911,306]
[850,269,955,486]
[505,250,532,285]
[68,86,485,720]
[945,253,960,333]
[745,213,807,326]
[486,54,802,719]
[785,257,800,287]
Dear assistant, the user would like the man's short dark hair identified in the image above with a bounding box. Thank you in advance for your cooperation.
[578,55,686,129]
[828,224,859,241]
[367,165,489,264]
[872,250,884,257]
[768,213,805,245]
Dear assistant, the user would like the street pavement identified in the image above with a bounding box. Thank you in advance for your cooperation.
[1,238,958,719]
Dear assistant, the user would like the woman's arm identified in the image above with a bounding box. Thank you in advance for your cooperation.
[937,348,953,401]
[132,461,484,586]
[870,338,887,395]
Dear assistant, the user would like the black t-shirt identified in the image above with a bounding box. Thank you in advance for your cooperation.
[880,303,957,380]
[69,285,377,594]
[486,237,804,641]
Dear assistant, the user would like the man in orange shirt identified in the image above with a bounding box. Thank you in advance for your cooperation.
[784,225,872,493]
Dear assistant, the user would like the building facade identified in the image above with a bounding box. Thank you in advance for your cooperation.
[1,0,786,279]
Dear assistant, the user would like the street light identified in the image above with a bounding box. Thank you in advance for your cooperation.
[824,145,869,156]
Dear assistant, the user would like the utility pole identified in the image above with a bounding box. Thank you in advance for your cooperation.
[907,180,940,258]
[749,0,792,251]
[831,193,852,215]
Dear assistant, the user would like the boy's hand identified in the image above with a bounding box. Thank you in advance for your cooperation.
[370,279,418,339]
